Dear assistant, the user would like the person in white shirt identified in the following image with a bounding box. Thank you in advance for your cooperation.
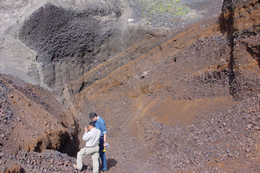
[73,122,101,173]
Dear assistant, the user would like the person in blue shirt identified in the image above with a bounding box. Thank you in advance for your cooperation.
[89,112,107,172]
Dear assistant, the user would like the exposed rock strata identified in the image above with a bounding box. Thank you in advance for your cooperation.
[0,0,259,172]
[220,0,260,100]
[0,74,79,157]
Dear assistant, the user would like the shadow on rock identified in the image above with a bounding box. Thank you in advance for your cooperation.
[4,165,25,173]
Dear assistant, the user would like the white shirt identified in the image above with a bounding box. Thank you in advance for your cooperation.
[83,127,101,147]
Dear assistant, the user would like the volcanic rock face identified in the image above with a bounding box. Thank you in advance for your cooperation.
[220,0,260,100]
[0,74,79,157]
[0,0,259,172]
[19,2,123,88]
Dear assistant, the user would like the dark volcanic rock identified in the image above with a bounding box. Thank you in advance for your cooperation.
[18,2,158,93]
[19,3,122,64]
[0,0,258,172]
[19,2,123,88]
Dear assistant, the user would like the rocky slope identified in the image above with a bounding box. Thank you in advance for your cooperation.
[0,0,259,172]
[0,74,79,154]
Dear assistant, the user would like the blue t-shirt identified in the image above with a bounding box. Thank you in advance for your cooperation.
[94,116,107,137]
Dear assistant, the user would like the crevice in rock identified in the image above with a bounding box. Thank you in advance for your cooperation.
[219,1,241,100]
[56,129,80,157]
[33,141,43,153]
[29,127,80,157]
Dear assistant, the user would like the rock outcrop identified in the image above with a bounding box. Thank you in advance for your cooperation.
[0,74,79,157]
[0,0,259,172]
[220,0,260,99]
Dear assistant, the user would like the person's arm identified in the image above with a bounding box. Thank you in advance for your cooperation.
[82,126,90,141]
[99,121,107,147]
[103,133,107,147]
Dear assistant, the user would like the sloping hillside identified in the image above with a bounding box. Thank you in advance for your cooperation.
[0,0,259,172]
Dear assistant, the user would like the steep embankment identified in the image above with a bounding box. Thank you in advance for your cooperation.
[68,0,259,172]
[0,0,259,172]
[0,74,79,156]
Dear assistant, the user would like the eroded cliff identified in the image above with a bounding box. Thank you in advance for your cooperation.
[0,0,259,172]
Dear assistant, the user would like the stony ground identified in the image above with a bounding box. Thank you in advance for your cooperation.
[1,0,260,173]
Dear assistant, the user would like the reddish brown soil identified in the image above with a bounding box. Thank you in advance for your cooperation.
[0,0,259,173]
[0,74,79,155]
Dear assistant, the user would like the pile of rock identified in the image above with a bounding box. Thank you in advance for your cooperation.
[2,150,84,173]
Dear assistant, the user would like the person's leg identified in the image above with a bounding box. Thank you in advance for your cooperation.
[76,147,97,170]
[100,152,107,171]
[76,147,86,170]
[99,138,107,171]
[91,147,100,173]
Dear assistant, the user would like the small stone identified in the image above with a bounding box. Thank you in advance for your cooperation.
[254,126,260,130]
[57,162,63,165]
[227,129,232,133]
[247,124,252,129]
[228,153,233,157]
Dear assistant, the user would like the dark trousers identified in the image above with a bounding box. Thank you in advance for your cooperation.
[99,137,107,171]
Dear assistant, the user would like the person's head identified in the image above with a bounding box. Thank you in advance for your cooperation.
[89,112,98,122]
[88,121,96,130]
